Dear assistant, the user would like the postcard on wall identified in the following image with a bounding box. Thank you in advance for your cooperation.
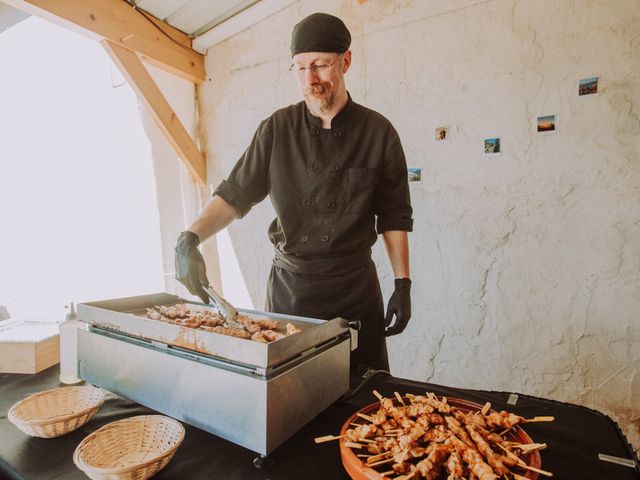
[484,137,501,155]
[578,76,599,96]
[435,126,450,143]
[408,168,422,182]
[537,114,557,134]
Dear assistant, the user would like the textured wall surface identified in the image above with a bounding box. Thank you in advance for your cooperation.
[198,0,640,449]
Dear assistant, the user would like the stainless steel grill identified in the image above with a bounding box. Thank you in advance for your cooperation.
[72,293,353,455]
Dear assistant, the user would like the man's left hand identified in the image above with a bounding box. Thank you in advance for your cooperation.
[385,278,412,336]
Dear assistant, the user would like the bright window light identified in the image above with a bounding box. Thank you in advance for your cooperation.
[0,17,164,321]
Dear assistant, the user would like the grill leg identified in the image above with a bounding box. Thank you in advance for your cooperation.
[252,454,272,469]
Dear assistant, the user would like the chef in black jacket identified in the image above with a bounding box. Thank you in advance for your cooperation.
[175,12,413,372]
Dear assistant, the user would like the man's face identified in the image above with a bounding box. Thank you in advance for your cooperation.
[291,51,350,116]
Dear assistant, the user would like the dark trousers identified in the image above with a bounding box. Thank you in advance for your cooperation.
[265,259,389,371]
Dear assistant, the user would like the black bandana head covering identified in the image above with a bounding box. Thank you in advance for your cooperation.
[290,12,351,57]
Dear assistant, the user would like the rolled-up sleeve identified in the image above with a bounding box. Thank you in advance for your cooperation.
[374,129,413,234]
[214,119,273,218]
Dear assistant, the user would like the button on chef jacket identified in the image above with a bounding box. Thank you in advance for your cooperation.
[214,93,413,371]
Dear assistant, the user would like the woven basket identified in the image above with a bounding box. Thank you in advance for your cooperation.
[8,386,105,438]
[73,415,185,480]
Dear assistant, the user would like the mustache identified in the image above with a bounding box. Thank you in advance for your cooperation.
[304,82,329,96]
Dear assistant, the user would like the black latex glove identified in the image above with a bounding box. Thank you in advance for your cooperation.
[175,231,209,304]
[384,278,412,337]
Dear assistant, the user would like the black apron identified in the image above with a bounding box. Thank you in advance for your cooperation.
[265,249,389,371]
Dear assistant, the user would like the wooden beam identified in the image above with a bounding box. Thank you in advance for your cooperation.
[102,40,206,186]
[4,0,205,84]
[141,9,193,50]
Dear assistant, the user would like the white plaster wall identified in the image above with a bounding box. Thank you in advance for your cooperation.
[198,0,640,449]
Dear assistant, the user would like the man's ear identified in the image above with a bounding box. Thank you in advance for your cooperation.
[342,50,352,73]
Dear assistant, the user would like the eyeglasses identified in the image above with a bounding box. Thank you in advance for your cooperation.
[288,56,341,76]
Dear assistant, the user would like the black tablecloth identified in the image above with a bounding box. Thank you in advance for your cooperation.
[1,366,638,480]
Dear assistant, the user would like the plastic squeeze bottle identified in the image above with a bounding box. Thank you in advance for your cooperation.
[59,302,83,384]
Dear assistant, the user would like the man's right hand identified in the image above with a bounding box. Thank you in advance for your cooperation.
[175,231,209,304]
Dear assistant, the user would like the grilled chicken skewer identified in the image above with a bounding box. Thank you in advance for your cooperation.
[316,390,553,479]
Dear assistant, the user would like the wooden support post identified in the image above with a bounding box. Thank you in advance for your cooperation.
[102,40,206,186]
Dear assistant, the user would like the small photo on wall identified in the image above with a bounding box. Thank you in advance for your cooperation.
[484,138,500,155]
[435,126,450,142]
[579,76,598,96]
[408,168,422,182]
[537,115,556,133]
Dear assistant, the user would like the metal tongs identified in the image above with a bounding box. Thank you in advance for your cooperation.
[203,285,244,329]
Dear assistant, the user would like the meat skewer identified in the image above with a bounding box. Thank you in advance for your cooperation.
[145,303,301,343]
[286,322,302,335]
[450,433,499,480]
[466,425,509,475]
[316,390,554,479]
[446,450,465,479]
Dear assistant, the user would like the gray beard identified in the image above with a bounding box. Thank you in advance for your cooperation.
[304,89,335,116]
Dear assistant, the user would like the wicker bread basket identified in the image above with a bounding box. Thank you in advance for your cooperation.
[73,415,185,480]
[8,386,105,438]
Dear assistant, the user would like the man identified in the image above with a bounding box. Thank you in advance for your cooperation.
[175,12,413,371]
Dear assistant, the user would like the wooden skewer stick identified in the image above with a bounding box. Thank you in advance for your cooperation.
[518,442,547,452]
[394,391,406,406]
[481,402,492,415]
[520,443,547,453]
[512,474,529,480]
[523,416,555,423]
[399,447,410,464]
[402,469,418,480]
[496,443,520,462]
[368,457,395,467]
[357,412,375,422]
[373,390,384,402]
[345,441,365,449]
[314,434,344,443]
[519,464,554,477]
[379,470,394,477]
[357,454,372,458]
[366,451,392,464]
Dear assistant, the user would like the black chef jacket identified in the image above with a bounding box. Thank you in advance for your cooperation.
[215,93,413,370]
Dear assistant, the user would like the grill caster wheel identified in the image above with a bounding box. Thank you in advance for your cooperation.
[253,454,271,469]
